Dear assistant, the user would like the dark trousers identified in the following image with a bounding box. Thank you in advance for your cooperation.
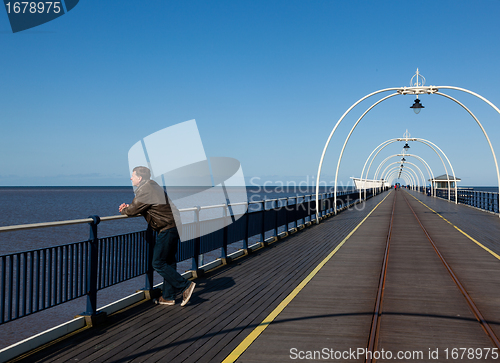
[152,227,190,300]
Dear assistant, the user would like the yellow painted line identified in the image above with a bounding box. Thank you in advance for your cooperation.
[222,191,393,363]
[408,193,500,261]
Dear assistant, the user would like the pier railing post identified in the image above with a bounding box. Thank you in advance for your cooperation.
[243,208,249,252]
[221,204,228,262]
[84,215,100,316]
[284,198,289,233]
[143,225,155,295]
[274,199,278,237]
[497,193,500,214]
[193,206,201,271]
[78,215,106,326]
[261,200,266,243]
[321,193,325,217]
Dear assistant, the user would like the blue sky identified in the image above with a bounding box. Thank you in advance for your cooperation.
[1,1,500,186]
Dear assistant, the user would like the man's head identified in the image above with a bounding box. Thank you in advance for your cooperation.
[131,166,151,186]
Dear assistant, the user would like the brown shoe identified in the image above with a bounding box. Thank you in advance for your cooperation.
[156,297,175,305]
[181,282,196,306]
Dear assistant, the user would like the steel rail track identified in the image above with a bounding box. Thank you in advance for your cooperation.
[365,190,397,363]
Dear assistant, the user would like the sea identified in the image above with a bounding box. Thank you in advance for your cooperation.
[0,185,351,349]
[0,185,497,349]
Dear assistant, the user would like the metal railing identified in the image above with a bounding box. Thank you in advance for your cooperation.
[435,188,499,214]
[0,188,381,325]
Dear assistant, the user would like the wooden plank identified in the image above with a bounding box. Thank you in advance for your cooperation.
[15,192,390,363]
[233,192,396,362]
[377,191,494,358]
[404,190,500,344]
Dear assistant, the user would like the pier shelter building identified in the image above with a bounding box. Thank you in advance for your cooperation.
[429,173,461,189]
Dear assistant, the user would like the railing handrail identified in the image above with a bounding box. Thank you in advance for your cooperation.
[0,214,135,233]
[0,193,338,234]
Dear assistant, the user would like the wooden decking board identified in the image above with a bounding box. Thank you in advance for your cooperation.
[234,193,396,362]
[195,226,378,362]
[234,190,500,363]
[376,191,494,361]
[44,301,159,363]
[180,232,360,362]
[140,265,315,361]
[404,191,500,341]
[105,206,380,362]
[9,192,404,362]
[142,216,367,362]
[64,222,344,358]
[44,269,256,361]
[123,243,342,361]
[409,191,500,254]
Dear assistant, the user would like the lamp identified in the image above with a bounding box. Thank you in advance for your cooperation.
[410,98,424,114]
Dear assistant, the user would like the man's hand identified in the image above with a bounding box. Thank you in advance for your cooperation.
[119,203,129,213]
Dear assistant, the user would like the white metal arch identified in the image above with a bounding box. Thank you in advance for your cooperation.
[384,162,425,190]
[386,170,412,187]
[332,93,399,206]
[315,79,500,221]
[371,138,457,201]
[387,170,412,187]
[385,171,405,185]
[385,165,420,191]
[367,151,436,200]
[391,153,435,193]
[379,161,425,190]
[355,138,430,197]
[375,155,431,191]
[435,91,500,196]
[362,138,455,202]
[383,166,418,190]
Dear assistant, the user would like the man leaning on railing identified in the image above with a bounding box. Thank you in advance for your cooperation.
[119,166,196,306]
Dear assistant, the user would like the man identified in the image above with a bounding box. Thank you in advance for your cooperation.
[119,166,195,306]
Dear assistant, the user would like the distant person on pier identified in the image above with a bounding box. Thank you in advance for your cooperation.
[119,166,196,306]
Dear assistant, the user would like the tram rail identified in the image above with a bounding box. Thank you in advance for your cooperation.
[366,189,397,362]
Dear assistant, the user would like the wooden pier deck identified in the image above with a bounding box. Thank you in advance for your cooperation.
[10,189,500,363]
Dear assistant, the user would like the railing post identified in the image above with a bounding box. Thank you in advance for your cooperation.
[221,204,228,261]
[261,200,266,242]
[292,197,297,228]
[497,193,500,214]
[284,198,289,233]
[321,193,325,217]
[317,194,321,220]
[193,206,201,271]
[144,225,155,294]
[274,199,278,237]
[84,215,100,316]
[243,207,249,251]
[79,215,106,326]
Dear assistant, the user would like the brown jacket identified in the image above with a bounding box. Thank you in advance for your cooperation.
[121,180,179,232]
